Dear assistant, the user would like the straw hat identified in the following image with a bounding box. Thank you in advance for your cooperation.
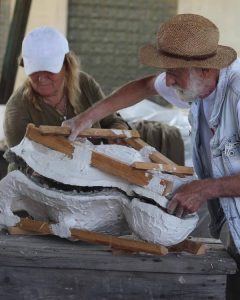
[139,14,237,69]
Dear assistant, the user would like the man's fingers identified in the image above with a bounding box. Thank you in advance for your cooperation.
[167,200,178,215]
[175,206,184,218]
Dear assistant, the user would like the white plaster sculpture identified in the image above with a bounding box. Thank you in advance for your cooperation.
[0,137,199,246]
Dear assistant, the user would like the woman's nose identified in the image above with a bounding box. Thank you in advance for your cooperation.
[165,73,176,87]
[38,72,48,82]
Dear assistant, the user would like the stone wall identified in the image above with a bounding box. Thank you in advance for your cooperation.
[68,0,177,98]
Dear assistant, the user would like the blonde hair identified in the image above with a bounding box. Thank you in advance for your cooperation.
[22,51,81,114]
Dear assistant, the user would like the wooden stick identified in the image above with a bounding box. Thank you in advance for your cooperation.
[168,239,206,255]
[8,226,49,236]
[91,151,173,195]
[125,138,177,166]
[13,218,206,255]
[26,124,74,157]
[17,218,168,256]
[38,125,140,139]
[91,150,151,186]
[131,162,194,175]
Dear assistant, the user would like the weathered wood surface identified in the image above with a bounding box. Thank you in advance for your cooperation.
[0,235,234,274]
[0,234,236,300]
[0,267,228,300]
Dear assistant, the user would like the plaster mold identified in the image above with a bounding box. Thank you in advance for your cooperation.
[11,138,133,194]
[124,198,199,246]
[0,171,130,237]
[0,137,199,246]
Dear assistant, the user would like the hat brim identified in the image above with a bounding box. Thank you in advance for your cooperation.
[139,44,237,69]
[23,54,65,76]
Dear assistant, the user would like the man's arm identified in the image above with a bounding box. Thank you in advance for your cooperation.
[62,75,158,140]
[167,174,240,217]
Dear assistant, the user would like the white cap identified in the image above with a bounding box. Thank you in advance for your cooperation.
[22,26,69,76]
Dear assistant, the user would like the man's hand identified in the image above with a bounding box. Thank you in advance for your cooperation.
[167,179,211,218]
[62,114,93,141]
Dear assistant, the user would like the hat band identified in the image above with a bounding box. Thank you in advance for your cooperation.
[158,49,217,61]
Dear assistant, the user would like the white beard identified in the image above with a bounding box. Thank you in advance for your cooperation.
[170,69,210,102]
[171,85,200,102]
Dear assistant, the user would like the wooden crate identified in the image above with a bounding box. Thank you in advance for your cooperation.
[0,234,236,300]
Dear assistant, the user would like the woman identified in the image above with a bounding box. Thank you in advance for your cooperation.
[4,26,129,148]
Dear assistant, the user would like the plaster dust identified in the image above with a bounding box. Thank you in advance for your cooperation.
[0,137,199,245]
[110,129,133,138]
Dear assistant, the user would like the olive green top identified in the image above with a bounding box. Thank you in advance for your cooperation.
[4,71,128,148]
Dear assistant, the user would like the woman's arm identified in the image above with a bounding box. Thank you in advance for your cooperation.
[4,94,31,147]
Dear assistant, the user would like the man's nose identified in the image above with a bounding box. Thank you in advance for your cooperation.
[165,73,176,87]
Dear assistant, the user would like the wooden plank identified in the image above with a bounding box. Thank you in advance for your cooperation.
[25,124,74,157]
[0,235,236,275]
[91,151,173,195]
[132,162,194,175]
[0,266,228,300]
[38,125,140,139]
[17,218,168,256]
[125,138,177,165]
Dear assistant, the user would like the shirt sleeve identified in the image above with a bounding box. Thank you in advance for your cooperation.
[154,73,190,109]
[4,93,31,147]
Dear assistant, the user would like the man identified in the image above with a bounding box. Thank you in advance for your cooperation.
[63,14,240,256]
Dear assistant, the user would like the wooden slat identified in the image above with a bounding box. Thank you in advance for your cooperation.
[91,151,173,195]
[25,124,172,194]
[38,125,140,139]
[125,138,177,166]
[8,226,48,236]
[91,150,151,186]
[168,239,207,255]
[17,218,168,256]
[7,220,211,256]
[131,162,194,175]
[25,124,74,157]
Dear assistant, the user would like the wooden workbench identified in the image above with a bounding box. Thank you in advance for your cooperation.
[0,234,236,300]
